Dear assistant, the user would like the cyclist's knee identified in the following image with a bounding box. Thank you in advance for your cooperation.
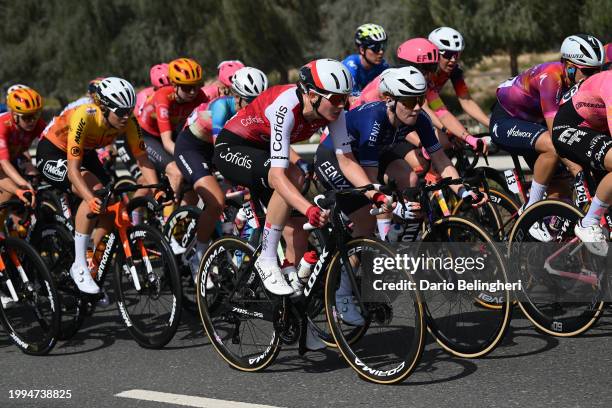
[166,162,182,181]
[286,164,305,189]
[535,132,557,155]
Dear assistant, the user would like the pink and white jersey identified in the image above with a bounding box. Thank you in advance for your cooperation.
[496,62,566,123]
[561,70,612,133]
[223,84,351,168]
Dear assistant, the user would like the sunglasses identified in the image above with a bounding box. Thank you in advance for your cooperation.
[313,90,349,107]
[396,95,426,110]
[439,50,461,60]
[109,106,133,118]
[16,112,41,122]
[366,42,387,53]
[579,66,601,77]
[178,84,199,94]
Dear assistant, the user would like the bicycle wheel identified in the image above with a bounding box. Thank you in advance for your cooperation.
[508,200,606,336]
[114,224,182,348]
[451,197,504,241]
[421,216,511,358]
[198,237,281,372]
[0,237,60,355]
[304,228,368,348]
[30,222,84,340]
[163,205,202,313]
[325,238,425,384]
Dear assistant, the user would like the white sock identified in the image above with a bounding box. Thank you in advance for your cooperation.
[526,181,547,208]
[74,232,90,268]
[582,196,609,227]
[260,223,282,261]
[376,219,392,241]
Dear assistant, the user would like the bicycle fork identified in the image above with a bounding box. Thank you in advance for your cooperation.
[0,250,32,302]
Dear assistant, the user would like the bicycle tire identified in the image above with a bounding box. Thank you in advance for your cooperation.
[325,238,426,384]
[114,223,182,348]
[0,237,60,355]
[422,216,511,358]
[508,200,606,337]
[198,237,281,372]
[29,222,84,340]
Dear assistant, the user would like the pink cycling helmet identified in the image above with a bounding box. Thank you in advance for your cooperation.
[218,60,245,87]
[150,63,170,88]
[397,38,439,64]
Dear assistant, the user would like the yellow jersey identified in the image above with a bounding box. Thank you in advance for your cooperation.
[43,103,146,160]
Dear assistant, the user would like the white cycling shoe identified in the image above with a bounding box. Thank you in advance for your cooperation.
[574,222,609,257]
[528,221,553,242]
[254,258,294,296]
[69,263,100,294]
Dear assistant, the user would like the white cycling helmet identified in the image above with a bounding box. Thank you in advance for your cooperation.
[6,84,30,103]
[428,27,465,52]
[96,77,136,110]
[231,67,269,100]
[379,66,427,98]
[299,58,353,95]
[561,34,605,67]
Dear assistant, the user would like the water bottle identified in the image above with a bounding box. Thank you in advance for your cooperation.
[297,250,318,282]
[386,223,404,243]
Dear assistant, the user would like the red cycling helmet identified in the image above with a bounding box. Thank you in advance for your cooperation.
[218,60,245,87]
[150,63,171,88]
[396,38,439,73]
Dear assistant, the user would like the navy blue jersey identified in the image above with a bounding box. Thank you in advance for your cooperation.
[342,54,389,96]
[322,101,441,167]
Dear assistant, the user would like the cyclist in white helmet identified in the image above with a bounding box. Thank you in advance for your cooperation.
[175,67,269,287]
[37,77,162,294]
[214,59,356,297]
[314,66,488,325]
[427,27,490,147]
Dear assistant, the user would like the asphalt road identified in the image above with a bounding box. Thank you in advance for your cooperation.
[2,299,612,408]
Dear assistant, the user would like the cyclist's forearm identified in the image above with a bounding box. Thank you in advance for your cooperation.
[160,131,175,155]
[0,160,28,188]
[67,160,95,201]
[289,148,301,164]
[438,112,470,140]
[337,154,380,200]
[0,173,19,194]
[405,131,421,146]
[459,98,490,127]
[268,168,311,215]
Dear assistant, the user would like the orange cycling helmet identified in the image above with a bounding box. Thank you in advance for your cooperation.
[169,58,203,85]
[7,88,43,114]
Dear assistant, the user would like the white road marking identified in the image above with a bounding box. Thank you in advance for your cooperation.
[115,389,284,408]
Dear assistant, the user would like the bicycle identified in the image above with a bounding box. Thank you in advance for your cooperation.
[36,181,183,348]
[508,197,609,337]
[196,183,426,382]
[0,194,60,355]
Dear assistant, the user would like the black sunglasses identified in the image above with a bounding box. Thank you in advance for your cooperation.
[439,50,461,60]
[366,42,387,53]
[579,66,601,77]
[110,106,133,118]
